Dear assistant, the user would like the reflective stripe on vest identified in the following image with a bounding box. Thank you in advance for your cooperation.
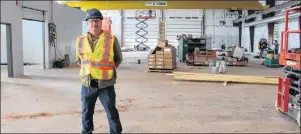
[81,60,90,65]
[102,34,111,61]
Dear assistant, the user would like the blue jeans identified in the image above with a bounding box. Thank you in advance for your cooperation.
[81,85,122,134]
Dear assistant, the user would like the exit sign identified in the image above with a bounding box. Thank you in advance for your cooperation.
[145,1,168,6]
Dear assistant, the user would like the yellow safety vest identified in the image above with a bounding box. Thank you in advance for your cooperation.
[76,33,115,80]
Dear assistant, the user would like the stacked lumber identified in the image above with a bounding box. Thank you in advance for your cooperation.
[148,40,177,72]
[172,72,278,85]
[193,48,216,65]
[194,54,216,65]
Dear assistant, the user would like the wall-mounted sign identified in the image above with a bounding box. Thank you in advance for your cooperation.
[145,1,167,6]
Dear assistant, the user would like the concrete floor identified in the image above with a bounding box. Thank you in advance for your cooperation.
[1,58,300,133]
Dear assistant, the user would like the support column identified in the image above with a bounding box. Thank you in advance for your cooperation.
[268,22,275,44]
[249,26,255,52]
[238,10,242,47]
[120,10,124,47]
[239,26,242,47]
[202,9,205,35]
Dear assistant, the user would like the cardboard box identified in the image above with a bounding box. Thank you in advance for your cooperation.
[164,60,176,64]
[156,62,164,65]
[148,61,156,65]
[164,54,173,59]
[148,58,156,62]
[163,51,174,55]
[148,60,156,68]
[163,59,173,63]
[155,54,164,59]
[156,65,164,69]
[156,58,164,62]
[158,40,168,48]
[156,51,164,55]
[148,54,156,58]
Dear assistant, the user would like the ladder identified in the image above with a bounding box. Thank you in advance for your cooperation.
[135,10,150,51]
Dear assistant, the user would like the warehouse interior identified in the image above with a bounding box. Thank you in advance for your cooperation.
[1,0,300,133]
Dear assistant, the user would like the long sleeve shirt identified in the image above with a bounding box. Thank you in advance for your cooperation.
[77,32,123,88]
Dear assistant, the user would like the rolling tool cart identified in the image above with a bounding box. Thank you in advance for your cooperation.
[275,5,300,126]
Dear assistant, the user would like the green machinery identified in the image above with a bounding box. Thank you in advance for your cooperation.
[178,37,208,62]
[263,48,280,68]
[263,56,280,68]
[178,38,189,62]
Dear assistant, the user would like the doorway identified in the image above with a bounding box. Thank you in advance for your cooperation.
[22,19,45,72]
[1,23,13,78]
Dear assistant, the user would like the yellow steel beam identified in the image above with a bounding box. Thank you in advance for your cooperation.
[61,1,263,11]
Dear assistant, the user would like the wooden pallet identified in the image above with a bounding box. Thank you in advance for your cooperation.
[227,64,247,67]
[192,64,209,66]
[148,68,175,73]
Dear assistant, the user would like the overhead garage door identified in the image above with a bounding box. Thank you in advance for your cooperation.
[165,18,203,46]
[123,10,160,49]
[165,9,203,47]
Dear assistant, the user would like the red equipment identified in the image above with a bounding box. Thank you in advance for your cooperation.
[276,5,300,126]
[279,6,301,69]
[102,17,112,34]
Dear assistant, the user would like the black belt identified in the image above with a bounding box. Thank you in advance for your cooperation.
[89,79,98,88]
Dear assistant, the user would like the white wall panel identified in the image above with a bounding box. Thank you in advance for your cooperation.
[206,26,239,49]
[1,25,7,63]
[205,9,239,49]
[254,24,268,53]
[241,26,250,51]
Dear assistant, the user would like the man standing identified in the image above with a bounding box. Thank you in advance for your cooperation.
[76,8,123,134]
[273,40,279,55]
